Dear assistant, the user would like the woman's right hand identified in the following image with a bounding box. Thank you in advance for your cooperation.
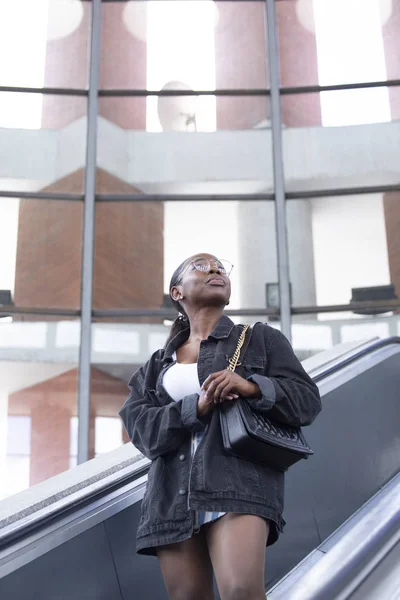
[197,389,238,417]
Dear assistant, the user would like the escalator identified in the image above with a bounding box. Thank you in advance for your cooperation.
[0,338,399,599]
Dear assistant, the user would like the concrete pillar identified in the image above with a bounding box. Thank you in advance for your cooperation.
[286,200,317,307]
[238,201,277,309]
[238,200,316,310]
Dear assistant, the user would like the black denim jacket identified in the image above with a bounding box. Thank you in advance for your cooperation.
[119,316,322,555]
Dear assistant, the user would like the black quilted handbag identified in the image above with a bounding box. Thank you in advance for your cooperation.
[219,325,314,472]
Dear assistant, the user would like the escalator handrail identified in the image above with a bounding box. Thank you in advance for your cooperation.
[312,336,400,383]
[0,459,150,550]
[1,336,399,551]
[268,471,400,599]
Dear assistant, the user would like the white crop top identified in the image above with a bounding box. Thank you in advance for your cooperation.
[163,353,201,402]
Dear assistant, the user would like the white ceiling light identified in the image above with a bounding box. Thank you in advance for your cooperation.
[157,81,198,132]
[296,0,316,33]
[296,0,393,33]
[379,0,393,26]
[123,0,219,43]
[47,0,84,41]
[123,1,148,42]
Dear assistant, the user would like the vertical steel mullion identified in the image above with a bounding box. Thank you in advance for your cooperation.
[77,0,101,465]
[265,0,292,341]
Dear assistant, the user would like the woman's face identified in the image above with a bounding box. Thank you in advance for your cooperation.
[171,253,231,310]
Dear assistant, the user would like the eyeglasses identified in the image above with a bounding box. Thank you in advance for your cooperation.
[184,257,234,278]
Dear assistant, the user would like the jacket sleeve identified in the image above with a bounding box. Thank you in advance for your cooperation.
[246,327,322,427]
[119,357,207,461]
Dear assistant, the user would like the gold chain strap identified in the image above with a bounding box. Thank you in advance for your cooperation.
[226,325,250,372]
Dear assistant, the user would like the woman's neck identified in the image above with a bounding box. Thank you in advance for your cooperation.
[187,307,224,341]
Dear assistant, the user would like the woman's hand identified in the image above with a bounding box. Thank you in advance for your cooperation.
[201,370,261,404]
[197,382,243,417]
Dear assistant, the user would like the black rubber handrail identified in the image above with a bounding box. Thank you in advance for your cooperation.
[312,336,400,383]
[1,336,400,550]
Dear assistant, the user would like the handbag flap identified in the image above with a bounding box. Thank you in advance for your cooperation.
[238,400,314,455]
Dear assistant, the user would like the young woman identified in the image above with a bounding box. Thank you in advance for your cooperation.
[119,253,321,600]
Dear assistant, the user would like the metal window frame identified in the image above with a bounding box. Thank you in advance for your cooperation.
[265,0,291,340]
[1,184,400,204]
[1,82,400,99]
[1,300,399,319]
[77,0,102,464]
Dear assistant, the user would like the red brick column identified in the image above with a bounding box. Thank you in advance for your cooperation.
[382,2,400,120]
[275,0,322,126]
[8,370,76,486]
[214,1,321,129]
[214,2,267,129]
[382,5,400,298]
[42,2,146,130]
[14,169,164,312]
[383,193,400,298]
[41,3,90,128]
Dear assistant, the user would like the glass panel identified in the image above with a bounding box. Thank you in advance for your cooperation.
[276,0,400,88]
[0,198,82,310]
[281,89,400,191]
[0,0,89,89]
[0,93,86,193]
[97,96,271,192]
[0,319,80,500]
[291,312,399,361]
[288,191,400,356]
[100,1,268,90]
[91,199,278,451]
[92,200,277,310]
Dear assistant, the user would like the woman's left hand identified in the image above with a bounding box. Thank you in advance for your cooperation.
[201,370,261,404]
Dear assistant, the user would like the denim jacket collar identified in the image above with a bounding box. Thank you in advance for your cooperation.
[164,314,236,358]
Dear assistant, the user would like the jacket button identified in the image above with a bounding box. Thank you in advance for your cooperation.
[178,488,186,496]
[179,454,185,461]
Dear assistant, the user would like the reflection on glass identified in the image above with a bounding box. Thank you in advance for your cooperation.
[88,367,131,459]
[101,1,267,90]
[281,90,400,191]
[0,0,89,89]
[92,201,277,311]
[291,312,400,361]
[97,97,271,198]
[0,199,82,310]
[287,193,399,309]
[0,319,80,500]
[0,94,87,193]
[90,199,279,452]
[287,190,400,359]
[277,0,400,88]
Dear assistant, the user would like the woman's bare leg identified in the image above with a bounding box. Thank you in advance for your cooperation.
[206,513,269,600]
[156,530,215,600]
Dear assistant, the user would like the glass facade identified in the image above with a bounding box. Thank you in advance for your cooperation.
[1,0,399,500]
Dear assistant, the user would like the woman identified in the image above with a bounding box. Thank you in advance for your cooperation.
[119,253,321,600]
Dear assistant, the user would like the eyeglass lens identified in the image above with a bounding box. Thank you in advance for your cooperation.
[193,258,231,275]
